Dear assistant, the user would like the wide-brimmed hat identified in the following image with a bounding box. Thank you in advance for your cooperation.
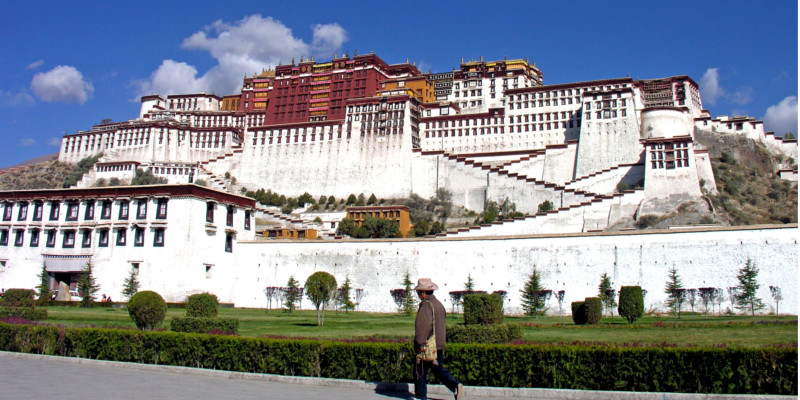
[414,278,439,291]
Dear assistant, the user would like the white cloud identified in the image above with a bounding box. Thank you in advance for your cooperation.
[0,89,35,106]
[763,96,798,137]
[730,87,753,105]
[20,138,36,147]
[26,60,44,70]
[30,65,94,104]
[136,15,348,98]
[48,137,63,147]
[699,68,725,105]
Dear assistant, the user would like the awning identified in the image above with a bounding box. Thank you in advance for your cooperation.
[43,255,91,273]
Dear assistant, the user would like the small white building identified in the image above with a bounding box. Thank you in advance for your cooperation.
[0,184,256,302]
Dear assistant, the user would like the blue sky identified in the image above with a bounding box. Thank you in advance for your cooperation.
[0,0,797,168]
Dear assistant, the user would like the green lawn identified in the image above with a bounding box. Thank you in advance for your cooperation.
[38,306,797,347]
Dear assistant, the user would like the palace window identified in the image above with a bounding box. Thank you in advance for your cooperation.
[14,229,24,247]
[156,199,168,219]
[226,206,235,227]
[49,202,60,221]
[45,230,56,248]
[118,201,129,220]
[153,228,165,247]
[206,202,215,223]
[225,233,233,253]
[33,202,42,221]
[134,227,144,247]
[17,203,27,221]
[81,230,92,248]
[62,230,75,248]
[136,199,147,219]
[244,210,251,230]
[98,229,109,247]
[116,228,127,246]
[0,230,7,246]
[101,201,112,219]
[30,229,39,247]
[84,201,94,220]
[1,203,12,221]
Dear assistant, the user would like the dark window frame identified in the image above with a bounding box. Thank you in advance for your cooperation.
[226,206,234,227]
[13,229,24,247]
[118,201,129,220]
[153,228,165,247]
[116,228,126,246]
[32,202,43,221]
[225,234,233,253]
[244,210,251,230]
[134,227,144,247]
[81,230,92,248]
[101,201,112,219]
[62,230,75,248]
[65,202,79,221]
[156,199,168,219]
[84,201,95,220]
[98,229,109,247]
[49,202,60,221]
[136,199,147,220]
[17,203,28,221]
[30,229,39,247]
[206,202,215,223]
[45,230,56,248]
[2,203,12,221]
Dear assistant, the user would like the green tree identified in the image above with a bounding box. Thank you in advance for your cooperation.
[122,267,140,301]
[318,195,328,206]
[305,271,337,326]
[337,276,356,312]
[481,200,499,223]
[297,192,314,206]
[664,267,684,318]
[346,194,357,205]
[356,193,366,206]
[367,193,378,205]
[617,286,644,323]
[785,132,795,140]
[520,267,547,317]
[131,168,168,186]
[735,259,764,317]
[464,274,475,292]
[598,273,617,316]
[77,262,100,307]
[36,262,51,301]
[538,200,554,213]
[361,215,400,238]
[401,272,416,316]
[335,218,359,237]
[284,276,301,313]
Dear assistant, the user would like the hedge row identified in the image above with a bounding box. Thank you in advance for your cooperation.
[0,323,794,394]
[0,307,48,321]
[446,324,522,344]
[170,317,239,334]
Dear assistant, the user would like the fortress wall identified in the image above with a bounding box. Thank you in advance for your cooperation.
[230,128,413,199]
[503,155,546,180]
[565,164,645,195]
[574,113,644,178]
[487,174,564,214]
[694,152,718,194]
[228,225,797,315]
[541,144,578,184]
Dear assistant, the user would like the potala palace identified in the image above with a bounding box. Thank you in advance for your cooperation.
[1,53,797,314]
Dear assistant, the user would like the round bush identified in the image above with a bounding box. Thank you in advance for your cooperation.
[571,301,587,325]
[186,293,219,318]
[463,293,504,325]
[127,291,167,331]
[618,286,644,323]
[584,297,603,325]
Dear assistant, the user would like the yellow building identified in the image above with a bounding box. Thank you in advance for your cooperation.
[263,227,318,240]
[346,205,412,237]
[379,76,435,103]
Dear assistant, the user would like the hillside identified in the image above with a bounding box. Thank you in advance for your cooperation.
[694,130,797,225]
[0,160,77,190]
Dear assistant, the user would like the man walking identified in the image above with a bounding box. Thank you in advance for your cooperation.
[414,278,463,400]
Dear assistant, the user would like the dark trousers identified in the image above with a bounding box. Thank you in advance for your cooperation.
[414,351,459,399]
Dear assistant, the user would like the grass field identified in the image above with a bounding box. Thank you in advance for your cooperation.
[38,305,797,347]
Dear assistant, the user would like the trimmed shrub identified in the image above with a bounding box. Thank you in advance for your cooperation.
[463,293,503,325]
[1,289,35,308]
[186,293,219,318]
[446,324,522,344]
[0,323,795,394]
[170,317,239,334]
[571,301,587,325]
[584,297,603,325]
[618,286,644,323]
[0,307,47,320]
[127,291,167,331]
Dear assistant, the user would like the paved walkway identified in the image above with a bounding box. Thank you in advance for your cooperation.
[0,352,792,400]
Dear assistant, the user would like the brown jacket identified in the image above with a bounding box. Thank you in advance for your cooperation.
[415,295,447,350]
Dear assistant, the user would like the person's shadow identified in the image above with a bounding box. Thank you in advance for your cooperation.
[373,382,413,399]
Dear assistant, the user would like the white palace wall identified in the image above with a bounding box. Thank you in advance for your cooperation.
[228,225,797,315]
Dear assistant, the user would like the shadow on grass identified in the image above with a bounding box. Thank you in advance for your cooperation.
[293,323,318,327]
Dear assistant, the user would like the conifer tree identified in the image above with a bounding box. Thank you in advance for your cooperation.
[464,274,475,292]
[122,267,140,301]
[664,267,684,317]
[402,272,416,315]
[337,276,356,312]
[598,273,616,316]
[37,262,51,301]
[520,267,546,317]
[735,259,764,317]
[78,262,100,308]
[284,276,301,313]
